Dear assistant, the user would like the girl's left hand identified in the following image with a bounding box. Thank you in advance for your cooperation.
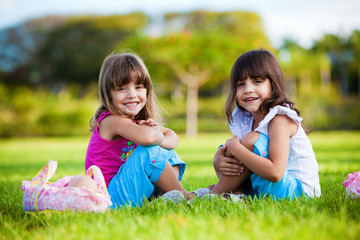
[137,118,158,127]
[213,145,244,176]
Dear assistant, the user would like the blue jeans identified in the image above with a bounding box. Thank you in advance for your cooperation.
[248,132,304,199]
[107,145,186,208]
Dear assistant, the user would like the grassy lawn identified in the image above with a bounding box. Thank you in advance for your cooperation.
[0,131,359,239]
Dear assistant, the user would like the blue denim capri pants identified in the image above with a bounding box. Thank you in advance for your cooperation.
[107,145,186,208]
[248,132,304,199]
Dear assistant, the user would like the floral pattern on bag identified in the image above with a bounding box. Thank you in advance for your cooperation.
[342,171,360,200]
[21,160,112,212]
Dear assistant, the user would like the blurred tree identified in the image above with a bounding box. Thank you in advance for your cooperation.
[279,39,331,98]
[0,16,67,71]
[36,13,148,89]
[121,10,271,137]
[314,33,354,96]
[0,16,67,85]
[348,30,360,96]
[1,13,148,90]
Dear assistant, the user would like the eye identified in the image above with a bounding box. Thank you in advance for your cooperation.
[254,78,264,84]
[136,84,145,89]
[117,87,126,91]
[236,81,245,87]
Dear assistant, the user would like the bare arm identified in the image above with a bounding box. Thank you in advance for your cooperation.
[213,145,244,176]
[99,115,164,146]
[158,126,179,149]
[137,118,179,149]
[225,115,297,182]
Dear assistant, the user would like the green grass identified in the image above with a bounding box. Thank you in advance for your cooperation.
[1,131,360,240]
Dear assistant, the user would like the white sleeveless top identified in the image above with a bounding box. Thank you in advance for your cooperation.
[229,105,321,198]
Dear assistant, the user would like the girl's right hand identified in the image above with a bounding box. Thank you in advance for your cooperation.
[137,118,179,149]
[100,115,164,146]
[213,145,244,176]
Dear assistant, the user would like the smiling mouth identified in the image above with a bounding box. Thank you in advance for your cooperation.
[244,97,259,102]
[124,102,139,106]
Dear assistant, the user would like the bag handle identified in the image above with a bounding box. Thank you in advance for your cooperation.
[86,165,108,195]
[30,160,57,210]
[30,160,57,185]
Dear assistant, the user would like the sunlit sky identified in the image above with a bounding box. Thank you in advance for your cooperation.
[1,0,360,48]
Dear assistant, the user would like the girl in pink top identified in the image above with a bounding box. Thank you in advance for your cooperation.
[72,52,194,208]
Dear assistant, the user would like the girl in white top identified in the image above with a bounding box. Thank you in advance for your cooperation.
[211,49,321,199]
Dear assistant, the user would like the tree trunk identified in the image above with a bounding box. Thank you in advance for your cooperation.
[339,66,348,96]
[166,63,209,138]
[171,78,183,101]
[186,81,199,138]
[358,70,360,97]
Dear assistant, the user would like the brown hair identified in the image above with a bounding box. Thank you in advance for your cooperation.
[225,49,308,132]
[89,52,160,131]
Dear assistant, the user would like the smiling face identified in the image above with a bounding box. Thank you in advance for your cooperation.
[98,53,158,121]
[225,50,289,124]
[110,81,147,118]
[236,76,272,118]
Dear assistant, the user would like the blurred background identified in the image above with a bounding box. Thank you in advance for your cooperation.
[0,0,359,138]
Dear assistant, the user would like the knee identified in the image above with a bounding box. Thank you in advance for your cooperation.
[67,175,98,193]
[240,131,260,150]
[128,145,157,166]
[133,145,160,160]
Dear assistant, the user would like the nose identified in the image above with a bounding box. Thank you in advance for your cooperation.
[244,82,254,93]
[127,86,137,98]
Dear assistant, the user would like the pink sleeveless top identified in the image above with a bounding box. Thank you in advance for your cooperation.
[85,112,138,186]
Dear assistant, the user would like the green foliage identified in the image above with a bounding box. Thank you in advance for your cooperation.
[1,13,148,87]
[0,16,68,73]
[0,84,97,137]
[1,12,360,136]
[122,10,273,93]
[36,13,148,86]
[160,96,230,132]
[293,84,360,130]
[0,132,359,239]
[118,10,273,136]
[313,30,360,96]
[0,83,360,137]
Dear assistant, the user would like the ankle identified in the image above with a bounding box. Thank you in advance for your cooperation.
[184,191,195,200]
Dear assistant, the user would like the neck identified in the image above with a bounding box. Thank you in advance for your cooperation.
[252,112,265,130]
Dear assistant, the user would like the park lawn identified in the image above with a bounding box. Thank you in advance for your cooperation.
[0,131,359,240]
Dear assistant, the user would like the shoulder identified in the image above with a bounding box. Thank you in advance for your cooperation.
[256,106,302,132]
[268,106,302,124]
[270,114,296,126]
[269,114,298,138]
[101,114,134,127]
[99,115,135,140]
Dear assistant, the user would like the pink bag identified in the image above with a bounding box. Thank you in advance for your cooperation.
[21,160,112,212]
[342,171,360,200]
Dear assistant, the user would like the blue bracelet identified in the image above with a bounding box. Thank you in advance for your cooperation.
[218,144,224,149]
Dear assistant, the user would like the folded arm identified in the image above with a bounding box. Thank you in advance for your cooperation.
[225,115,296,182]
[99,115,164,146]
[136,118,179,149]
